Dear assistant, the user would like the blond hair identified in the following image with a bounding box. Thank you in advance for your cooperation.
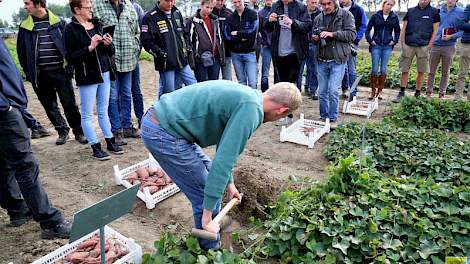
[265,82,302,113]
[381,0,395,10]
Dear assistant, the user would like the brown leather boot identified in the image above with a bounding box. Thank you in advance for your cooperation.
[377,74,386,100]
[369,74,378,100]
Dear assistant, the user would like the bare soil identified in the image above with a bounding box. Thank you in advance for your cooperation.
[0,60,436,263]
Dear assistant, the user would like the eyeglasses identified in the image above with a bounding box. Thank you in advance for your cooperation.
[80,6,92,10]
[320,1,333,5]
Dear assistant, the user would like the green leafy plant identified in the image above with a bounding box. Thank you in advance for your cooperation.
[386,97,470,133]
[141,233,255,264]
[261,155,470,263]
[325,122,470,183]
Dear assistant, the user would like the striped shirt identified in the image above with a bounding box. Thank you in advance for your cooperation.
[33,15,63,70]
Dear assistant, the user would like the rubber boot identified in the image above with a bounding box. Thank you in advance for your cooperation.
[377,74,386,100]
[368,74,378,100]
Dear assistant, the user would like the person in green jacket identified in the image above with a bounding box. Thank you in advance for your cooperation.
[141,80,302,249]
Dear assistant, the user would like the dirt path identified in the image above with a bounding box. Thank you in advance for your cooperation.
[0,61,407,263]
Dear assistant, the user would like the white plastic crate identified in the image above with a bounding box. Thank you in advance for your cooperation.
[342,96,378,118]
[114,153,180,209]
[32,225,142,264]
[280,113,330,149]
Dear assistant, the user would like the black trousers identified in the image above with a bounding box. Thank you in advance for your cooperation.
[275,53,301,84]
[274,54,301,118]
[33,68,82,135]
[0,107,62,229]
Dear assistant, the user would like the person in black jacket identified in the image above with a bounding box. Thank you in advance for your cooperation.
[0,0,71,238]
[141,0,197,98]
[213,0,234,80]
[186,0,225,82]
[17,0,86,146]
[258,0,275,92]
[64,0,124,160]
[265,0,311,125]
[224,0,259,89]
[365,0,400,100]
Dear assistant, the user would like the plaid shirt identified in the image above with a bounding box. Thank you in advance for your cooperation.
[93,0,140,72]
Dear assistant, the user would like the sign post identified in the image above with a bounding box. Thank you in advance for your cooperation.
[69,184,139,264]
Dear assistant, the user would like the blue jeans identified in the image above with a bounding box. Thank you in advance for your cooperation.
[260,46,272,92]
[131,64,144,125]
[109,71,132,132]
[140,112,221,249]
[20,108,41,130]
[221,56,232,81]
[371,45,393,75]
[195,58,221,82]
[318,61,346,121]
[297,59,306,92]
[79,72,113,145]
[341,44,358,96]
[306,44,319,96]
[231,52,258,89]
[159,64,197,98]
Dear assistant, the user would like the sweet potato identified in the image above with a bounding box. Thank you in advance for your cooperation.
[147,167,158,176]
[82,257,101,264]
[125,172,138,181]
[155,178,166,186]
[105,250,118,264]
[163,174,172,184]
[148,186,160,194]
[65,251,90,263]
[77,239,98,251]
[135,167,149,179]
[155,169,165,178]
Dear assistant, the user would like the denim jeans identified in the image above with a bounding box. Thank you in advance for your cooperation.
[140,112,221,249]
[20,108,41,130]
[79,72,113,145]
[297,59,306,92]
[159,64,197,98]
[195,58,221,82]
[260,46,272,92]
[221,56,232,81]
[0,107,63,229]
[318,61,346,121]
[231,52,258,89]
[371,45,393,75]
[341,44,358,96]
[109,71,132,132]
[131,64,144,125]
[306,44,319,96]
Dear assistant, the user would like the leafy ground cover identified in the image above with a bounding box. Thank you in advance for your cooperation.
[356,51,469,93]
[262,156,470,263]
[325,122,470,183]
[386,97,470,133]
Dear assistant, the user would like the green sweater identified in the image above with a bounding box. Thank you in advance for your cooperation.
[154,80,264,210]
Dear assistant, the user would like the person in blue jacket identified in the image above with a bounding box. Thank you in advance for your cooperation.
[340,0,367,98]
[365,0,400,100]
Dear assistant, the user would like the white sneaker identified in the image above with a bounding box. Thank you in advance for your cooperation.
[276,117,293,126]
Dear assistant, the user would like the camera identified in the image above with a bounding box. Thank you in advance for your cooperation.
[312,27,327,47]
[350,44,358,57]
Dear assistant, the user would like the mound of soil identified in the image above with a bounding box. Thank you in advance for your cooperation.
[232,165,294,221]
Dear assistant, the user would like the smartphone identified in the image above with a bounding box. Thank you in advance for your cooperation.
[278,14,285,21]
[103,25,115,38]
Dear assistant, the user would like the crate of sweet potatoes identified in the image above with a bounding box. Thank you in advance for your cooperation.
[32,225,142,264]
[113,153,180,209]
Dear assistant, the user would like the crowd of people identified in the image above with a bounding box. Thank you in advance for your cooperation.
[0,0,469,247]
